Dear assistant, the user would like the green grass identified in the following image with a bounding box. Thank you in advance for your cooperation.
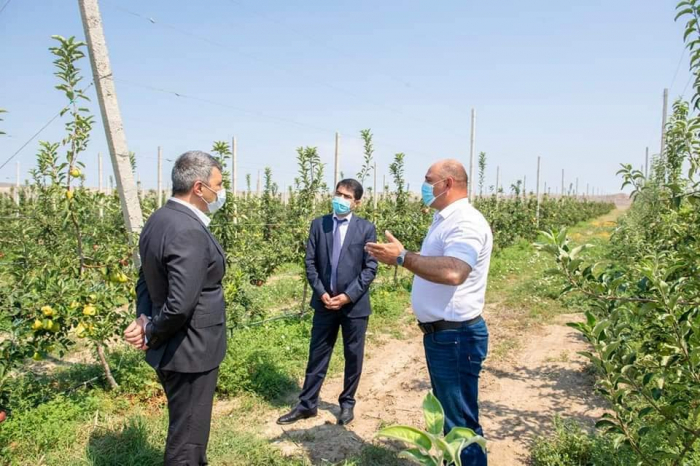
[484,210,622,360]
[1,391,306,465]
[530,416,635,466]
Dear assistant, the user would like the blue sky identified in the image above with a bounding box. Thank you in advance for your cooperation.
[0,0,693,195]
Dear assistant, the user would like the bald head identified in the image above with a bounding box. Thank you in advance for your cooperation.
[430,159,468,187]
[424,159,469,210]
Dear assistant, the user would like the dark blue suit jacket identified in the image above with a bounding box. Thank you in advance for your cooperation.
[305,214,378,318]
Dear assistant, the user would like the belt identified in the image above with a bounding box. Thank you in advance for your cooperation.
[418,315,484,335]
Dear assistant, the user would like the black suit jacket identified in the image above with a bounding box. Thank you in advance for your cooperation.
[305,214,378,318]
[136,200,227,373]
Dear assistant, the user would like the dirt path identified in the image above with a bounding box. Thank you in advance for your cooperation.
[263,308,605,465]
[481,313,606,465]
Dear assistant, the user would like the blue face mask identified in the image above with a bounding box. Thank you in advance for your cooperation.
[421,179,447,207]
[332,196,352,215]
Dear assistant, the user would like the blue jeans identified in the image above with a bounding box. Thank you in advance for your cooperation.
[423,319,489,466]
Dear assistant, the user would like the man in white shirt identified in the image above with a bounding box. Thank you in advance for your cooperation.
[366,159,492,466]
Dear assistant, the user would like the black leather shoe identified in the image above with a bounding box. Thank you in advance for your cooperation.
[276,408,317,425]
[338,407,354,426]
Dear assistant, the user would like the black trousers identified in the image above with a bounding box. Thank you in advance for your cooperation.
[298,313,369,411]
[156,367,219,466]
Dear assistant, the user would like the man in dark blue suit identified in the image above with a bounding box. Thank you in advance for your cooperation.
[277,179,378,426]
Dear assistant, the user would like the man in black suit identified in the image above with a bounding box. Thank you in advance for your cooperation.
[124,150,227,466]
[277,179,378,426]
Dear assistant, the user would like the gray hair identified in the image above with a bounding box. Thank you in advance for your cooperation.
[171,151,223,195]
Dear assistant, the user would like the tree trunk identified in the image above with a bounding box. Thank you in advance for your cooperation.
[96,342,118,390]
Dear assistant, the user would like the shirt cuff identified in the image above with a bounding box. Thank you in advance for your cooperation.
[142,316,152,345]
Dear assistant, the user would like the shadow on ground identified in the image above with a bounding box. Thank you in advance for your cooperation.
[87,417,163,466]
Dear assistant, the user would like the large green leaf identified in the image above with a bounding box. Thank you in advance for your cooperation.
[423,391,445,436]
[445,428,487,454]
[446,439,465,466]
[377,425,433,452]
[398,448,439,466]
[444,426,477,444]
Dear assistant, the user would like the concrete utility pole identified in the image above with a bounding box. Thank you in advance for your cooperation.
[495,165,500,202]
[536,157,541,226]
[373,161,378,210]
[157,146,163,208]
[232,136,238,223]
[97,152,103,193]
[79,0,143,250]
[661,88,668,162]
[232,136,238,197]
[334,132,340,190]
[645,147,649,178]
[15,162,19,205]
[561,169,565,198]
[469,108,476,200]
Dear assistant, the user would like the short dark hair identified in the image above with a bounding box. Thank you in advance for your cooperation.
[336,178,363,200]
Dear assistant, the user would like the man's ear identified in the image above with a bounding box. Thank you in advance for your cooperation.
[354,199,362,208]
[193,180,204,197]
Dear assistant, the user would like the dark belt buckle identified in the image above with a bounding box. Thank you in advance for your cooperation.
[419,322,434,335]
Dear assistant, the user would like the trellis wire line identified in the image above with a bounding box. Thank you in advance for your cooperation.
[106,1,468,141]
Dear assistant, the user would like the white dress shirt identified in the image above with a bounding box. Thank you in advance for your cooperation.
[411,198,493,323]
[333,212,352,246]
[169,197,211,228]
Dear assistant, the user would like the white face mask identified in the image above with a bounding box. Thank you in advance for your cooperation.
[201,183,226,214]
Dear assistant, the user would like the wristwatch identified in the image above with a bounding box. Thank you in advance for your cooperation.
[396,249,407,267]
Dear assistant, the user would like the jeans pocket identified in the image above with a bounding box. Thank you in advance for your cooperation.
[465,335,489,377]
[424,331,460,383]
[430,329,460,347]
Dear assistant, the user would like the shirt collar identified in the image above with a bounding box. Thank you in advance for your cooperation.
[435,197,470,221]
[333,212,353,223]
[169,197,211,227]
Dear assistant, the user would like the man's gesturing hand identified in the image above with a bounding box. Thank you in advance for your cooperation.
[365,230,405,266]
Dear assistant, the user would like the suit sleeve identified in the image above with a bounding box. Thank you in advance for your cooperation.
[305,220,327,298]
[344,222,378,303]
[135,267,153,318]
[146,228,209,349]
